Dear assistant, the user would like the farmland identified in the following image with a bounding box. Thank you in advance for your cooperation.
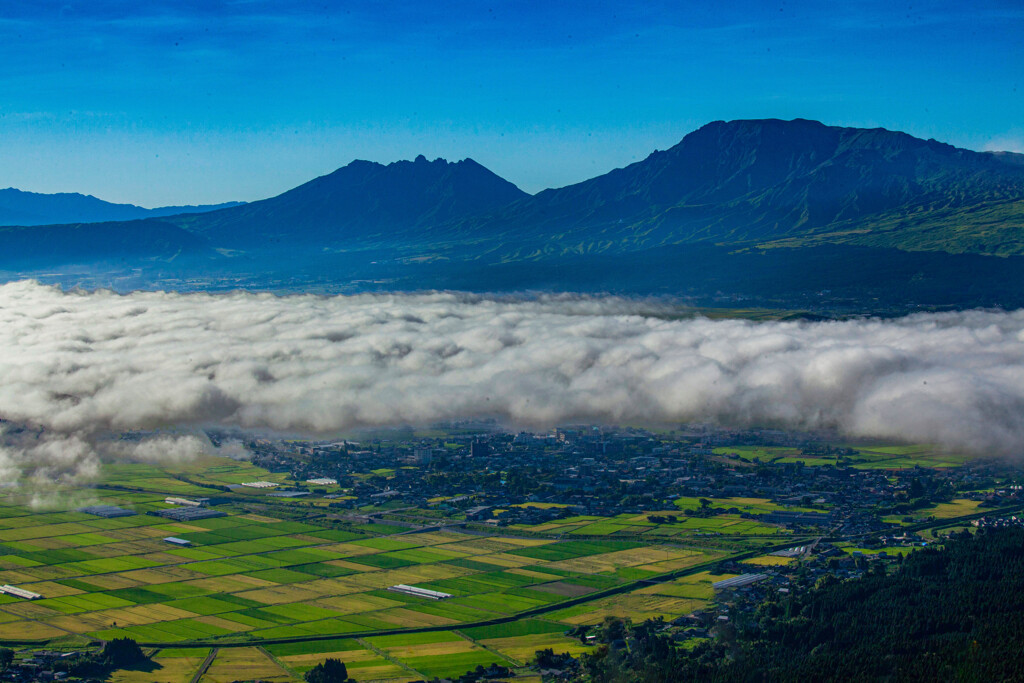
[714,442,977,470]
[0,484,725,652]
[509,509,786,539]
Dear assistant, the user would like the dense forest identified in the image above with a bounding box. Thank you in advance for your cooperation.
[576,527,1024,682]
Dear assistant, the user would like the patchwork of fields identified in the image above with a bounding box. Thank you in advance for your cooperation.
[0,489,722,647]
[108,622,595,682]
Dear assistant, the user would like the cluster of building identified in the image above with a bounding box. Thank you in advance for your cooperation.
[972,515,1024,529]
[0,650,76,682]
[221,423,1014,544]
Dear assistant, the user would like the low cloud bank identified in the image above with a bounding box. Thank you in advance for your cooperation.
[1,280,1023,483]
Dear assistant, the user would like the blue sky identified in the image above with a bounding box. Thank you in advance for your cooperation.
[1,0,1022,206]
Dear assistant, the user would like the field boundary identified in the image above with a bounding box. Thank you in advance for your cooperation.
[0,539,809,648]
[189,646,217,683]
[2,505,1015,650]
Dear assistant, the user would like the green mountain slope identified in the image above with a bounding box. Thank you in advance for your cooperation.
[445,118,1024,258]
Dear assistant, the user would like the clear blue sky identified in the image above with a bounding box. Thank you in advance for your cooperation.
[1,0,1022,207]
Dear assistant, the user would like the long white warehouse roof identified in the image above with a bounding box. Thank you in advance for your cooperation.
[0,584,41,599]
[387,584,452,600]
[712,573,769,590]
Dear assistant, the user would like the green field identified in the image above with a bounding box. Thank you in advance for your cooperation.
[714,443,979,469]
[712,446,803,462]
[0,481,720,646]
[511,508,787,539]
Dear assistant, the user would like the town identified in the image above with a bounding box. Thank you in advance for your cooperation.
[232,423,1019,538]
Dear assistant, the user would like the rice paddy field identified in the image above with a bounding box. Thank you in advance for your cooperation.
[921,499,984,518]
[741,554,798,567]
[509,509,786,538]
[883,498,985,526]
[104,622,598,682]
[101,456,293,494]
[0,486,724,651]
[543,569,727,625]
[714,443,976,469]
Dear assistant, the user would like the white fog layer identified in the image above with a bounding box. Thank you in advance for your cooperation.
[2,280,1023,483]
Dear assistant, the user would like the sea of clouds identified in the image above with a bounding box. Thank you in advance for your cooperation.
[2,280,1023,484]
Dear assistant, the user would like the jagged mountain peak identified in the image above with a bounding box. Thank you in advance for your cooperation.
[175,154,527,246]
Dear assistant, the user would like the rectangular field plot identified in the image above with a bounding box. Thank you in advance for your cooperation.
[199,646,293,683]
[545,592,707,626]
[632,573,720,601]
[460,619,569,640]
[923,499,983,518]
[841,443,977,469]
[369,630,514,679]
[505,540,641,562]
[404,651,512,679]
[477,632,593,664]
[545,546,714,574]
[272,639,409,679]
[109,648,209,683]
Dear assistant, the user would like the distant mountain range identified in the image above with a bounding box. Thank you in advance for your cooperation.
[0,188,243,227]
[3,118,1024,310]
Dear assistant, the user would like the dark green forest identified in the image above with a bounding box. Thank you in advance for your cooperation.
[577,528,1024,682]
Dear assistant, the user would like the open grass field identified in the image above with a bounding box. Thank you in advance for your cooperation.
[0,481,720,646]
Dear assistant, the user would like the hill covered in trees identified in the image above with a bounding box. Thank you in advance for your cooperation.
[577,527,1024,682]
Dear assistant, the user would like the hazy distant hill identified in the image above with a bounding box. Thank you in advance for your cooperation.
[0,188,243,227]
[172,155,528,248]
[0,219,212,268]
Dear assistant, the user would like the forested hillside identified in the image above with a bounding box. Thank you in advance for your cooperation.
[577,528,1024,682]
